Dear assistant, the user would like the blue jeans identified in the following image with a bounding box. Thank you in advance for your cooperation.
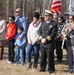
[15,47,24,64]
[26,43,40,64]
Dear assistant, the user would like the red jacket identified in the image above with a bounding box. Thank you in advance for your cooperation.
[6,22,17,40]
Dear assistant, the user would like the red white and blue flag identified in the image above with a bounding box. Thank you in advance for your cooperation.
[50,0,62,15]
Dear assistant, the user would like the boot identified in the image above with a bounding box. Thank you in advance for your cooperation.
[0,47,4,60]
[33,64,37,68]
[27,62,32,69]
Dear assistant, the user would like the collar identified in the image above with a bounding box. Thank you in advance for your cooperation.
[46,20,52,23]
[16,14,23,18]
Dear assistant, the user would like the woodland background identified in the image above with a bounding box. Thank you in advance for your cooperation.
[0,0,69,21]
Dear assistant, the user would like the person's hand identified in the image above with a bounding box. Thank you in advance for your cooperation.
[57,36,60,39]
[7,24,10,27]
[29,41,34,45]
[41,38,46,44]
[29,41,32,44]
[70,36,72,39]
[16,45,20,48]
[6,37,8,40]
[31,42,34,45]
[64,37,67,40]
[63,35,67,40]
[18,36,22,40]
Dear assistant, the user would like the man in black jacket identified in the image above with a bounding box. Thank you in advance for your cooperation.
[39,10,57,74]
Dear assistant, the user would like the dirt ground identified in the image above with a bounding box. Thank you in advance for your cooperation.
[0,48,74,75]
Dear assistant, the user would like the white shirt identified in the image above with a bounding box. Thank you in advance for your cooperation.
[27,21,41,44]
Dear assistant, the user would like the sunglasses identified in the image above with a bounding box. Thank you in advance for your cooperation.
[69,18,72,19]
[15,11,20,13]
[69,18,72,20]
[9,19,13,21]
[58,19,61,20]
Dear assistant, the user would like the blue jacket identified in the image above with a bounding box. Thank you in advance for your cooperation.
[15,15,28,36]
[14,33,26,48]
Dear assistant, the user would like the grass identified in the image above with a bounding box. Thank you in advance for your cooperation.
[0,48,73,75]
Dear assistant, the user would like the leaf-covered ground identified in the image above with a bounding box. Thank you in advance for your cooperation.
[0,48,73,75]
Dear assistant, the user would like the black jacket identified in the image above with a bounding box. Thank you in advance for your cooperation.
[66,29,74,46]
[55,22,64,41]
[39,20,57,47]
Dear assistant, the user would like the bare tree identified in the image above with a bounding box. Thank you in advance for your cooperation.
[24,0,27,17]
[14,0,17,15]
[48,0,52,10]
[0,0,70,21]
[42,0,46,16]
[7,0,9,21]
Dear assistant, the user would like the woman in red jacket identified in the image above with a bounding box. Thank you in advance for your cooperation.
[6,16,17,64]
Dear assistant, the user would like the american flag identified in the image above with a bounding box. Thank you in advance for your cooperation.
[50,0,62,15]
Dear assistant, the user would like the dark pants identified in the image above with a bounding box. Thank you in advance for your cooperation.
[0,46,4,60]
[40,44,55,71]
[8,39,14,62]
[67,46,73,70]
[23,47,25,63]
[55,40,63,62]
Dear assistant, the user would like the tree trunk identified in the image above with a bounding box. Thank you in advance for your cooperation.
[42,0,46,16]
[14,0,17,15]
[7,0,9,21]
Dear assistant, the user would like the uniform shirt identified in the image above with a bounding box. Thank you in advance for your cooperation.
[39,20,57,39]
[39,20,57,47]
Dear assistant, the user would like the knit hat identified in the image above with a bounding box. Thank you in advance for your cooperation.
[33,12,40,20]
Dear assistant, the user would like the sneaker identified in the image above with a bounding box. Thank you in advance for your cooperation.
[7,61,12,64]
[39,69,45,72]
[49,70,55,74]
[69,69,73,73]
[21,62,24,66]
[16,62,19,64]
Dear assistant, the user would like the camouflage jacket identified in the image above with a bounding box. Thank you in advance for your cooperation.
[61,23,71,36]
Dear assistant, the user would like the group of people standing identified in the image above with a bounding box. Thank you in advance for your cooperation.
[53,12,74,73]
[0,8,28,65]
[0,7,74,74]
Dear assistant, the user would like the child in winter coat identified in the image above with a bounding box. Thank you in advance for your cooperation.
[6,16,17,64]
[14,26,26,65]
